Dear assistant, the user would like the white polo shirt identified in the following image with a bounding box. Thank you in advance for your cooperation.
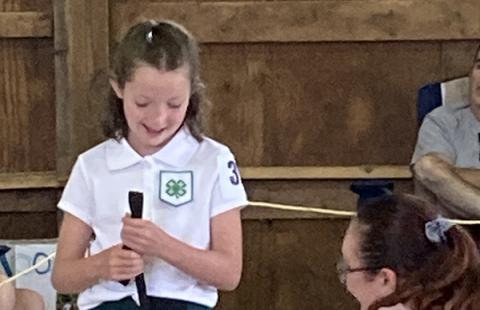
[58,126,248,309]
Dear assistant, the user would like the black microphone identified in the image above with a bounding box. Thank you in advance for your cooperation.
[119,191,143,285]
[120,191,149,308]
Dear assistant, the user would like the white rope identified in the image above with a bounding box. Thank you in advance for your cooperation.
[0,200,479,287]
[248,200,480,225]
[0,252,56,288]
[248,201,356,217]
[449,219,480,225]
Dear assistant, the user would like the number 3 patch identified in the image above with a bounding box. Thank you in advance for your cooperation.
[218,154,245,201]
[228,160,240,185]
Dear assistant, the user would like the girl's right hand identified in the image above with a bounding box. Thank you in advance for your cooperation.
[98,244,144,281]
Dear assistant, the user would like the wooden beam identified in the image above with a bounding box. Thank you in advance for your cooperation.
[0,166,412,189]
[111,1,480,43]
[54,0,110,178]
[0,172,61,189]
[0,12,52,38]
[240,166,412,180]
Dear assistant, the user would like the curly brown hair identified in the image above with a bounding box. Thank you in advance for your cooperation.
[102,20,209,142]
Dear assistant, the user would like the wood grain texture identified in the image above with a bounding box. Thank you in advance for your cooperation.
[202,44,266,166]
[218,219,357,309]
[0,188,59,212]
[0,167,412,189]
[0,0,52,12]
[441,40,480,78]
[0,212,58,239]
[0,171,60,189]
[242,179,413,219]
[0,39,55,173]
[111,0,480,43]
[54,0,109,178]
[0,12,51,37]
[241,165,412,179]
[200,42,442,165]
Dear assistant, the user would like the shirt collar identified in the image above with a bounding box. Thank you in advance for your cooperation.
[106,126,200,171]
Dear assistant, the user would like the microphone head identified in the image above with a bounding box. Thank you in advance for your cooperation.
[128,191,143,218]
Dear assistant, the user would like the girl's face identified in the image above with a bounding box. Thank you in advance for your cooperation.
[112,64,191,156]
[341,221,396,310]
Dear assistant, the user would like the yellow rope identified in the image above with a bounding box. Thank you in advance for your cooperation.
[1,201,480,287]
[449,219,480,225]
[247,201,356,217]
[0,252,56,288]
[247,200,480,225]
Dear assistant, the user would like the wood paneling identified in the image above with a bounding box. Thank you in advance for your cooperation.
[202,44,266,166]
[262,42,438,166]
[242,166,411,180]
[0,12,52,37]
[0,213,58,239]
[54,0,109,177]
[0,187,61,239]
[0,189,59,212]
[0,39,55,173]
[0,167,412,190]
[242,179,413,219]
[111,1,480,43]
[0,0,57,239]
[0,172,60,189]
[203,42,443,166]
[441,41,480,78]
[0,0,52,12]
[218,219,357,309]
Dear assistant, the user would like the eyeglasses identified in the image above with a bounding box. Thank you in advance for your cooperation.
[336,258,382,285]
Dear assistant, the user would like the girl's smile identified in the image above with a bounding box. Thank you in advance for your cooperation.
[111,64,191,156]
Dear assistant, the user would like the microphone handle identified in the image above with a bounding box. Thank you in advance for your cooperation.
[119,191,144,286]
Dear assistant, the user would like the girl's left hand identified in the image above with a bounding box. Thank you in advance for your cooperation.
[121,215,166,257]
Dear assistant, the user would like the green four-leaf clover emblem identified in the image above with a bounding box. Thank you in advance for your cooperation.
[166,179,187,199]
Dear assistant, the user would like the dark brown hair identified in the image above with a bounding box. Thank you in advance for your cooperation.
[355,194,480,310]
[103,20,209,141]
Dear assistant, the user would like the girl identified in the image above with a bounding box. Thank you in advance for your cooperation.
[52,20,247,310]
[339,194,480,310]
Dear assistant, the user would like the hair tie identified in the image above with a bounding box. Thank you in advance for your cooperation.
[425,216,455,243]
[146,30,153,43]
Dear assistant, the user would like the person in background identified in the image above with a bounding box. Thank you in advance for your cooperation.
[412,44,480,220]
[339,194,480,310]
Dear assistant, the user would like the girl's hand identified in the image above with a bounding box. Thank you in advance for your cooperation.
[121,216,166,257]
[98,244,144,281]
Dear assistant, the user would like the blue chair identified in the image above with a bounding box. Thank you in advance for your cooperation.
[417,76,469,124]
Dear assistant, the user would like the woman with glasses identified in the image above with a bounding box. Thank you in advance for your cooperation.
[339,193,480,310]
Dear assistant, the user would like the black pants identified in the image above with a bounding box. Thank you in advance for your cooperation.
[92,296,212,310]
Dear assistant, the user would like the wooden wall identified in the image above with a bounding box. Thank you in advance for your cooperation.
[1,0,479,309]
[0,0,59,239]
